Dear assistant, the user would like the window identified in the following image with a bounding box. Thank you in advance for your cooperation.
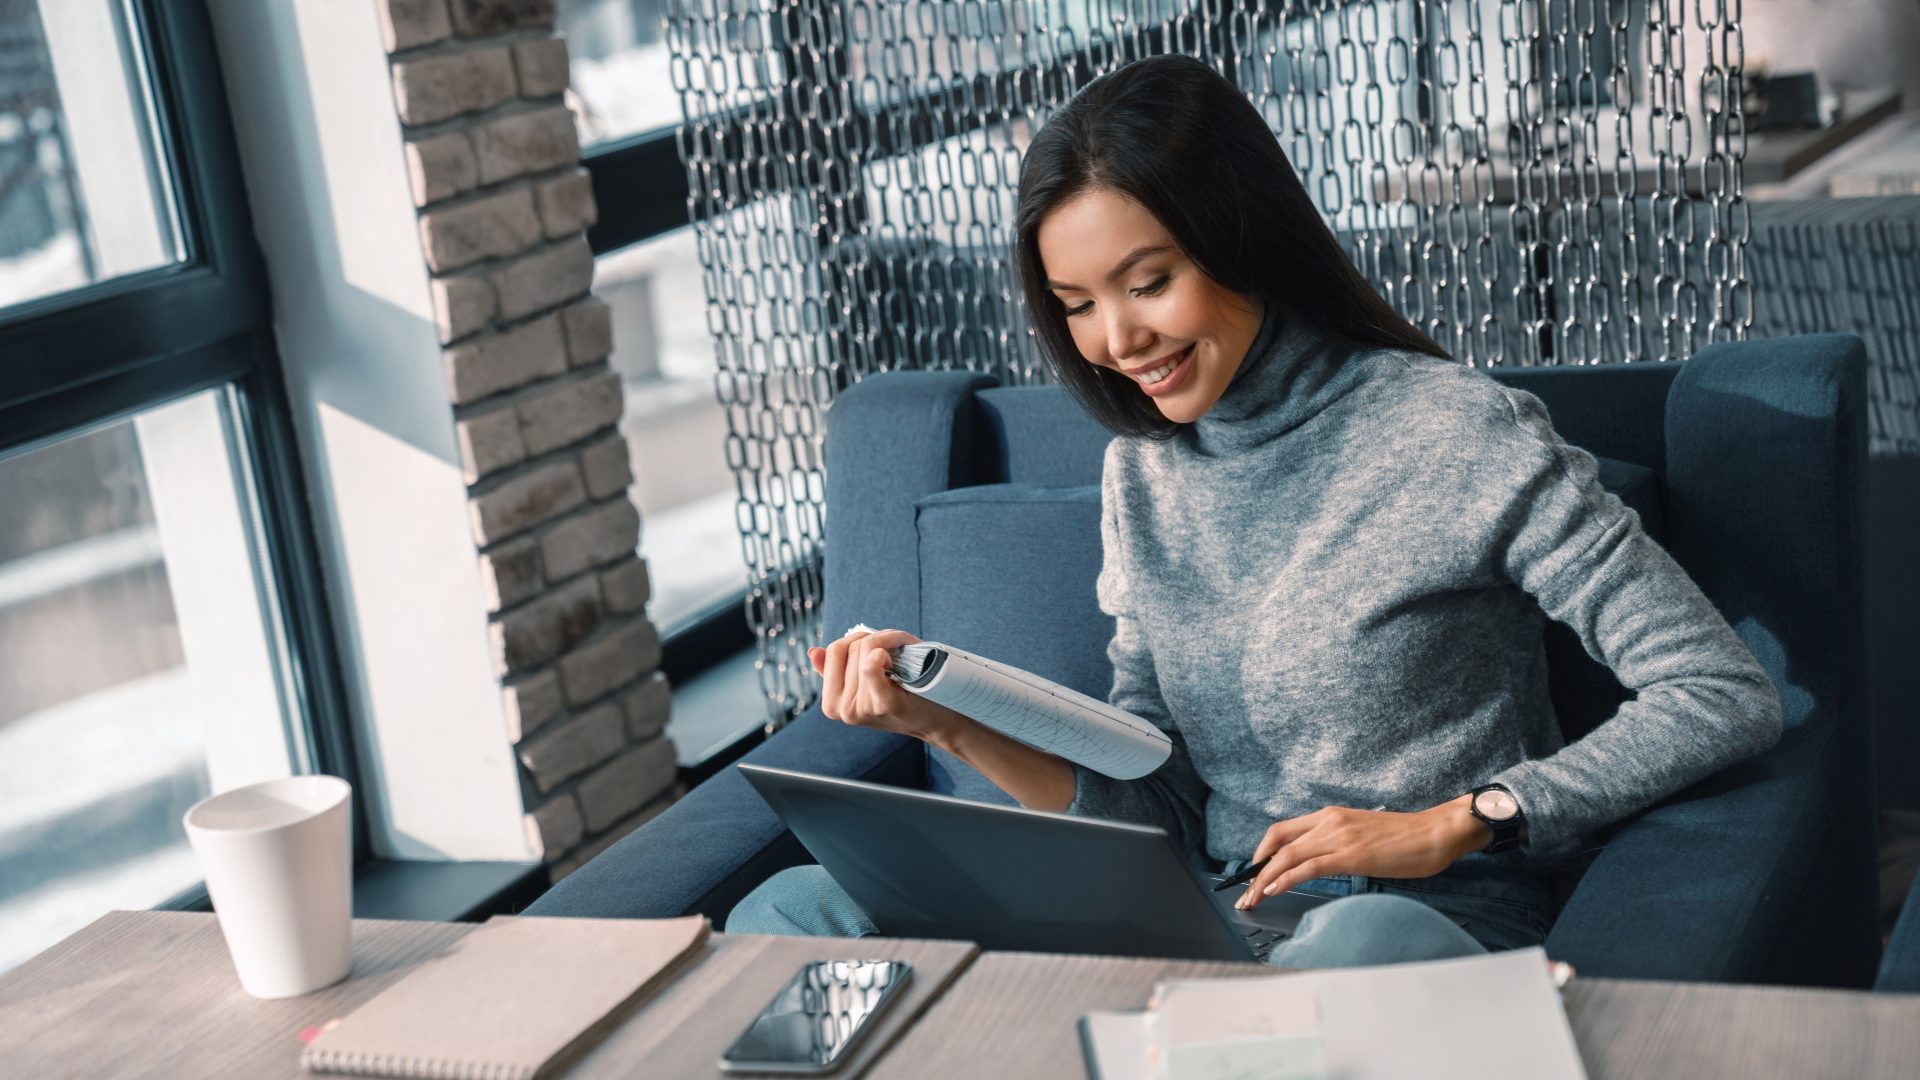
[0,1,348,974]
[595,226,742,633]
[0,390,312,972]
[558,0,678,147]
[0,0,184,313]
[566,0,767,707]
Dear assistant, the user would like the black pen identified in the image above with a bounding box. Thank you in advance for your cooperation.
[1212,804,1388,893]
[1211,858,1269,892]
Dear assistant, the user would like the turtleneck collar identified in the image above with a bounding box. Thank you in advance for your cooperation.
[1184,302,1369,457]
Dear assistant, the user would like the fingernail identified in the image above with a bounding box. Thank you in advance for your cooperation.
[1264,882,1282,896]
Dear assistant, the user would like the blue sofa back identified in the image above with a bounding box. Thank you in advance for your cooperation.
[826,365,1680,802]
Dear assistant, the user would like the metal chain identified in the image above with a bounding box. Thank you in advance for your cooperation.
[665,0,1760,727]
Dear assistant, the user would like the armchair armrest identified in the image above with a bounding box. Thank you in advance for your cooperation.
[524,708,922,922]
[1551,334,1876,985]
[1547,728,1831,981]
[1877,870,1920,992]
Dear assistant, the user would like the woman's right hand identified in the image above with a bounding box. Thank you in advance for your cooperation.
[809,628,972,746]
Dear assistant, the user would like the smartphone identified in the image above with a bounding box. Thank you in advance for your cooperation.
[718,958,914,1074]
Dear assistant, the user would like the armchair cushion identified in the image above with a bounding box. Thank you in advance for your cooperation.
[913,483,1106,804]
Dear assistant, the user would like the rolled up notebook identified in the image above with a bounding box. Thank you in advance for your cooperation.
[848,625,1172,780]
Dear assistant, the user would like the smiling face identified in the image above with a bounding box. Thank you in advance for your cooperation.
[1036,188,1264,425]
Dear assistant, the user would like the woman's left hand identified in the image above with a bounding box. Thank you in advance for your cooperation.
[1237,795,1491,910]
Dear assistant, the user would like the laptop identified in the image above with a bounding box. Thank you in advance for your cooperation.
[737,763,1334,962]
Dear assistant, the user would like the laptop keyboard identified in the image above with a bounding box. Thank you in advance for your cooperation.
[1241,924,1290,961]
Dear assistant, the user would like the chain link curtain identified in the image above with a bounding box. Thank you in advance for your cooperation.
[666,0,1766,728]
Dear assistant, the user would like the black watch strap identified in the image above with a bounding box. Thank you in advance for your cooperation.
[1469,783,1525,854]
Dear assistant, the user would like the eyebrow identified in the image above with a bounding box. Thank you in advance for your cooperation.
[1044,245,1174,292]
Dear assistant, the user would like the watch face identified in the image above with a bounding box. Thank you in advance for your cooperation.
[1476,788,1519,822]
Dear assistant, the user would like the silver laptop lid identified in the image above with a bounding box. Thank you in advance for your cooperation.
[738,763,1326,960]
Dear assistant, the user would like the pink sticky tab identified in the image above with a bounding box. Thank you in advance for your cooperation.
[297,1018,341,1045]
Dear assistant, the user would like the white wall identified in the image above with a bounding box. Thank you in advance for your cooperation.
[204,0,532,862]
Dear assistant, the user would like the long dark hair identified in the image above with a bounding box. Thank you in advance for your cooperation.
[1015,54,1449,439]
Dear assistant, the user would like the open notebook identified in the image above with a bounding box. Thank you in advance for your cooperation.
[301,915,708,1079]
[882,638,1172,779]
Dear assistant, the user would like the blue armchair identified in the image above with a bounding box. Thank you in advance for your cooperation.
[529,335,1877,987]
[1878,877,1920,992]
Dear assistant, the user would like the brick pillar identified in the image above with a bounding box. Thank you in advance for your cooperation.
[375,0,678,881]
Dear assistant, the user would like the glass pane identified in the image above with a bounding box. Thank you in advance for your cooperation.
[597,226,744,632]
[0,0,183,314]
[0,388,303,975]
[560,0,787,147]
[560,0,681,146]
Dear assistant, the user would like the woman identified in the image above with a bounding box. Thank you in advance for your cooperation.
[728,54,1782,966]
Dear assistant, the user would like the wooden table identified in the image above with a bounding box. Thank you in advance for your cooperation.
[0,912,972,1079]
[874,951,1920,1079]
[4,911,1919,1078]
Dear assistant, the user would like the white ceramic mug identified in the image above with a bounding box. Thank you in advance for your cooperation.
[182,775,353,998]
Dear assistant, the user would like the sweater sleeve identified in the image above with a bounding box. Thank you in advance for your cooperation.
[1063,457,1212,862]
[1485,388,1783,858]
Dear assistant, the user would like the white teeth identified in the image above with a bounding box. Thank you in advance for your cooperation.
[1134,348,1188,386]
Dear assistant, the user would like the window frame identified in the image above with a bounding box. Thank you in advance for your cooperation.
[0,0,362,869]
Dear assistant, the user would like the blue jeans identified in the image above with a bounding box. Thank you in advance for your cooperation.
[726,859,1554,968]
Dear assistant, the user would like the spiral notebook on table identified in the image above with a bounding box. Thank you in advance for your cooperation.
[878,636,1173,780]
[301,914,709,1079]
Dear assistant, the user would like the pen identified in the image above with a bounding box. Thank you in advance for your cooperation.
[1211,858,1268,892]
[1213,804,1390,892]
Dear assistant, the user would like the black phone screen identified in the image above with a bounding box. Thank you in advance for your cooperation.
[720,959,914,1073]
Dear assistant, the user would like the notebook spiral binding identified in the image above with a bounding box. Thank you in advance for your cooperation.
[300,1047,535,1080]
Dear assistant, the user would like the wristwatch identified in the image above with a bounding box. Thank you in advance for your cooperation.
[1468,783,1525,854]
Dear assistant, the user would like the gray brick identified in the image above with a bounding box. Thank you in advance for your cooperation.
[469,460,584,544]
[599,555,651,616]
[512,37,570,98]
[549,788,677,882]
[533,168,596,237]
[523,792,583,860]
[539,499,638,583]
[473,107,580,186]
[558,617,661,707]
[376,0,451,52]
[516,702,624,794]
[514,370,622,457]
[579,435,633,500]
[431,274,494,343]
[404,132,476,206]
[456,405,527,483]
[447,0,556,37]
[489,573,602,673]
[575,737,677,832]
[502,669,563,742]
[478,535,542,612]
[561,298,613,367]
[419,187,540,273]
[442,312,566,405]
[391,48,514,126]
[490,238,593,321]
[621,670,671,742]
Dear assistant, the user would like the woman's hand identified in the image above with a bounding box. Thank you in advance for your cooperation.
[809,628,971,746]
[1236,795,1491,910]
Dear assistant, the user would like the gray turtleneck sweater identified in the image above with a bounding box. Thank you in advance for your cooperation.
[1064,306,1782,865]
